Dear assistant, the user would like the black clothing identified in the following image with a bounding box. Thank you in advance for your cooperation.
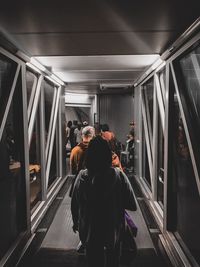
[71,167,136,267]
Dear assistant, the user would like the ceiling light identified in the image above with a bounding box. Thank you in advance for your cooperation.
[45,75,60,86]
[100,83,132,90]
[50,74,65,86]
[30,58,46,72]
[26,62,42,73]
[151,58,164,71]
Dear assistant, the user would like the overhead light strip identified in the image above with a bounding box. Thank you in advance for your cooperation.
[50,74,65,86]
[30,57,46,72]
[26,62,42,74]
[45,75,60,86]
[26,57,65,86]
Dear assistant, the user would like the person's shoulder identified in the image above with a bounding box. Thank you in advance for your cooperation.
[112,167,122,179]
[71,145,82,154]
[114,167,128,182]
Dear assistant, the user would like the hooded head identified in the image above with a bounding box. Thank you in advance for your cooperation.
[85,135,112,173]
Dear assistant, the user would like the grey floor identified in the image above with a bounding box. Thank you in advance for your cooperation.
[24,180,170,267]
[42,190,154,250]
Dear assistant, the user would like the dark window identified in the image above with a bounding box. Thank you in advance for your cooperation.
[0,72,26,260]
[172,91,200,264]
[174,43,200,159]
[0,54,17,124]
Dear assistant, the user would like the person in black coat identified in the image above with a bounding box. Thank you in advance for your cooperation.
[71,136,136,267]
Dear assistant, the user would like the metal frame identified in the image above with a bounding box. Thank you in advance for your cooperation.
[155,73,165,132]
[46,86,61,188]
[0,47,23,64]
[39,80,47,201]
[21,63,31,232]
[30,78,64,224]
[167,31,200,64]
[0,65,20,140]
[163,61,172,231]
[45,85,57,158]
[142,84,153,149]
[26,69,38,121]
[55,117,60,178]
[138,87,143,180]
[58,99,63,178]
[159,71,166,108]
[152,76,158,200]
[65,103,91,107]
[130,21,200,267]
[28,75,43,145]
[153,68,166,210]
[174,232,200,267]
[0,48,31,267]
[141,93,153,191]
[0,42,66,265]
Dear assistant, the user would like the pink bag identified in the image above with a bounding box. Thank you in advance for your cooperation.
[124,210,138,237]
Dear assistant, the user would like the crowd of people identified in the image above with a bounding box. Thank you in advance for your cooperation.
[65,119,137,267]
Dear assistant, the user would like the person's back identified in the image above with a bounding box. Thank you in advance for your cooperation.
[69,120,78,149]
[69,126,95,198]
[70,126,95,175]
[70,142,88,175]
[76,168,135,243]
[71,136,136,267]
[101,124,117,152]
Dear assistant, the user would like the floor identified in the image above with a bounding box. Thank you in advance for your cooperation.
[18,174,171,267]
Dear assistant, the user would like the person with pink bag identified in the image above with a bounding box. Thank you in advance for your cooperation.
[71,135,137,267]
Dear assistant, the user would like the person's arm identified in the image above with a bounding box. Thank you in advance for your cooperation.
[120,171,137,211]
[70,147,79,175]
[71,172,81,232]
[74,128,78,141]
[112,152,123,170]
[66,127,70,138]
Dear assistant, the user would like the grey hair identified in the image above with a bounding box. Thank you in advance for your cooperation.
[82,126,95,137]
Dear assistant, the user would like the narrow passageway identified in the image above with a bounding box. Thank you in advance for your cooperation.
[18,175,171,267]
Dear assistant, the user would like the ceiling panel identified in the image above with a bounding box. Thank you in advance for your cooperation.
[11,31,181,56]
[36,55,160,70]
[53,70,142,83]
[0,0,199,93]
[0,0,199,34]
[36,55,159,86]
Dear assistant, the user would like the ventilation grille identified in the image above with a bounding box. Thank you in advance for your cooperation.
[100,83,133,91]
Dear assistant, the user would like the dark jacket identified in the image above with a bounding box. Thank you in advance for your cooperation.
[71,167,136,247]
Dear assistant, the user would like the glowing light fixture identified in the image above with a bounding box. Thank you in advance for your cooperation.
[50,74,65,85]
[45,75,60,86]
[26,62,42,73]
[30,58,46,72]
[151,58,164,71]
[45,74,65,86]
